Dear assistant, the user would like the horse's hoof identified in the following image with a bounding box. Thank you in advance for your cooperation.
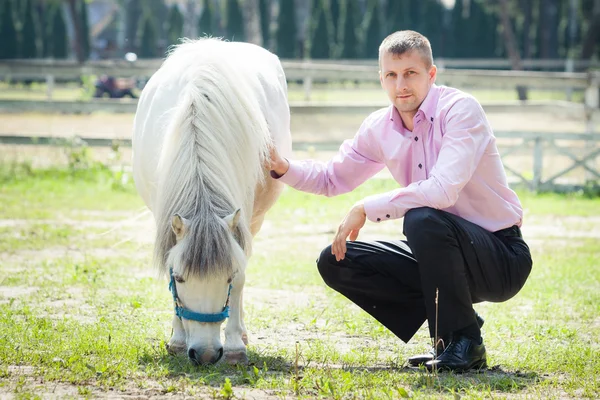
[166,341,186,355]
[224,351,249,365]
[242,332,249,345]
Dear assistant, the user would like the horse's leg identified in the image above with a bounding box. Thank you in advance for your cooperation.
[166,314,186,355]
[223,275,248,365]
[240,289,248,345]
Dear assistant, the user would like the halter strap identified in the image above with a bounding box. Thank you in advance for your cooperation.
[169,268,232,323]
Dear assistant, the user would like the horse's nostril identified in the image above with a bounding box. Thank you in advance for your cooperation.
[188,348,198,363]
[215,347,224,363]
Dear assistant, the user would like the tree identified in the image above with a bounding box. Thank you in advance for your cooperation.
[226,0,245,41]
[340,0,359,59]
[125,0,142,52]
[581,0,600,59]
[259,0,270,48]
[66,0,84,62]
[166,4,184,47]
[331,0,340,39]
[0,0,19,59]
[498,0,528,100]
[80,0,90,60]
[275,0,297,58]
[20,0,39,58]
[243,0,262,45]
[310,0,332,59]
[51,3,68,59]
[363,0,382,59]
[198,0,213,37]
[537,0,560,58]
[139,14,157,58]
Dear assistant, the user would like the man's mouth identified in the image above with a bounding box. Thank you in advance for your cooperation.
[396,94,412,99]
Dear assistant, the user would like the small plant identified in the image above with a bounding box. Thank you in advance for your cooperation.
[220,377,234,399]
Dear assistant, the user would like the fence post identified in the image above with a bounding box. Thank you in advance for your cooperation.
[533,136,543,191]
[303,76,312,101]
[46,74,55,101]
[584,71,599,183]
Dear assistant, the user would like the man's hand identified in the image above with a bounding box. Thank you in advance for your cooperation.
[269,144,290,177]
[331,202,366,261]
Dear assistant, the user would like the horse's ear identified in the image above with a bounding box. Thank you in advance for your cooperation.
[171,214,188,241]
[223,209,241,231]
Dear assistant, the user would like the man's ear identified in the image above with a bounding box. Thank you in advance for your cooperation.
[429,64,437,84]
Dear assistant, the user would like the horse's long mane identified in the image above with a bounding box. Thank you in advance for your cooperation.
[153,38,271,278]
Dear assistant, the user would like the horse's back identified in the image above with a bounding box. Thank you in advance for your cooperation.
[132,39,291,212]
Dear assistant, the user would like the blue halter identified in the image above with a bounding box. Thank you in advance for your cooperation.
[169,268,232,323]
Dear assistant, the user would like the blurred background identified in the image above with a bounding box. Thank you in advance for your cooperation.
[0,0,599,192]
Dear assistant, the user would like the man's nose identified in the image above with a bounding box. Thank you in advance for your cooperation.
[395,77,407,91]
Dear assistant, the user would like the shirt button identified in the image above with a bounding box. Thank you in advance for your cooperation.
[414,137,418,141]
[430,117,433,122]
[376,218,381,222]
[418,163,422,169]
[386,214,390,218]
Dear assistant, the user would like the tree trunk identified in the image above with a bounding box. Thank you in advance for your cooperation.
[499,0,528,100]
[243,0,262,46]
[538,0,559,59]
[581,0,600,59]
[66,0,84,63]
[520,0,532,59]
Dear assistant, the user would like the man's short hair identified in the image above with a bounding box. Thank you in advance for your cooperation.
[379,30,433,69]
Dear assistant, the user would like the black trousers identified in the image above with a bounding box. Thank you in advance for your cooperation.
[317,207,533,343]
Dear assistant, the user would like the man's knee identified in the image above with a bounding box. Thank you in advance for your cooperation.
[403,207,444,237]
[316,245,338,287]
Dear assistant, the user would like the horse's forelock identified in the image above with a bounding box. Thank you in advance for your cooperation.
[179,212,237,279]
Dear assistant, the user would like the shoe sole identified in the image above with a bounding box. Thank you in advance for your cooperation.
[426,358,487,373]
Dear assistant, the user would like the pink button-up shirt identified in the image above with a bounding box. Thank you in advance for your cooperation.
[279,85,523,232]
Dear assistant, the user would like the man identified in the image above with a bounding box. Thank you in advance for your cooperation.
[270,30,532,372]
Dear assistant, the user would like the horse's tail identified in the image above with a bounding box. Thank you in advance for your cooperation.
[153,41,271,273]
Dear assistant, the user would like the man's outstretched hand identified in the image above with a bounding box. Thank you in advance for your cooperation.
[268,144,290,177]
[331,202,366,261]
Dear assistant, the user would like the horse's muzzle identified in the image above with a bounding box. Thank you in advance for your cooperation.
[188,346,223,365]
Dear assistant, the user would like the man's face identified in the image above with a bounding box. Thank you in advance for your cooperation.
[379,50,437,116]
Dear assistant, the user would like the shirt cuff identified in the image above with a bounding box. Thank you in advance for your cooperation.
[270,159,304,187]
[363,192,394,223]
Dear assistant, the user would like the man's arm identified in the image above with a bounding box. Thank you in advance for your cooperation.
[362,97,492,223]
[269,119,385,197]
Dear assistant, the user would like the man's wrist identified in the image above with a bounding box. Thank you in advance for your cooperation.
[272,158,290,177]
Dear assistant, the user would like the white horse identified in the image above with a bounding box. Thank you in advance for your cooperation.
[132,38,292,365]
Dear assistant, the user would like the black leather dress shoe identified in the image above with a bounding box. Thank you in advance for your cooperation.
[425,335,487,372]
[408,313,485,367]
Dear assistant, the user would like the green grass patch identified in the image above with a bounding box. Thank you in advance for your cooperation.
[0,163,598,398]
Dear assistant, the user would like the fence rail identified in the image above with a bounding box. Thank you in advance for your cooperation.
[0,98,594,116]
[1,59,599,103]
[1,132,598,192]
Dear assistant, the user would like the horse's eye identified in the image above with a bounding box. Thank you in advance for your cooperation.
[174,275,185,283]
[227,277,232,284]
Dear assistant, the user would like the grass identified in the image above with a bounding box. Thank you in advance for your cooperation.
[0,161,598,398]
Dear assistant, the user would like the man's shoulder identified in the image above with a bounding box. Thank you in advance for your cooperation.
[363,105,392,126]
[435,85,484,115]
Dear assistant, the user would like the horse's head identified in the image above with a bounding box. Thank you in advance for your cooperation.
[166,209,247,364]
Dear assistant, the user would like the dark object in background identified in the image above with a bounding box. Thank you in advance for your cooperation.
[94,74,137,98]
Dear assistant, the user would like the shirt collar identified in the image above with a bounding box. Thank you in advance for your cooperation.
[418,84,440,123]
